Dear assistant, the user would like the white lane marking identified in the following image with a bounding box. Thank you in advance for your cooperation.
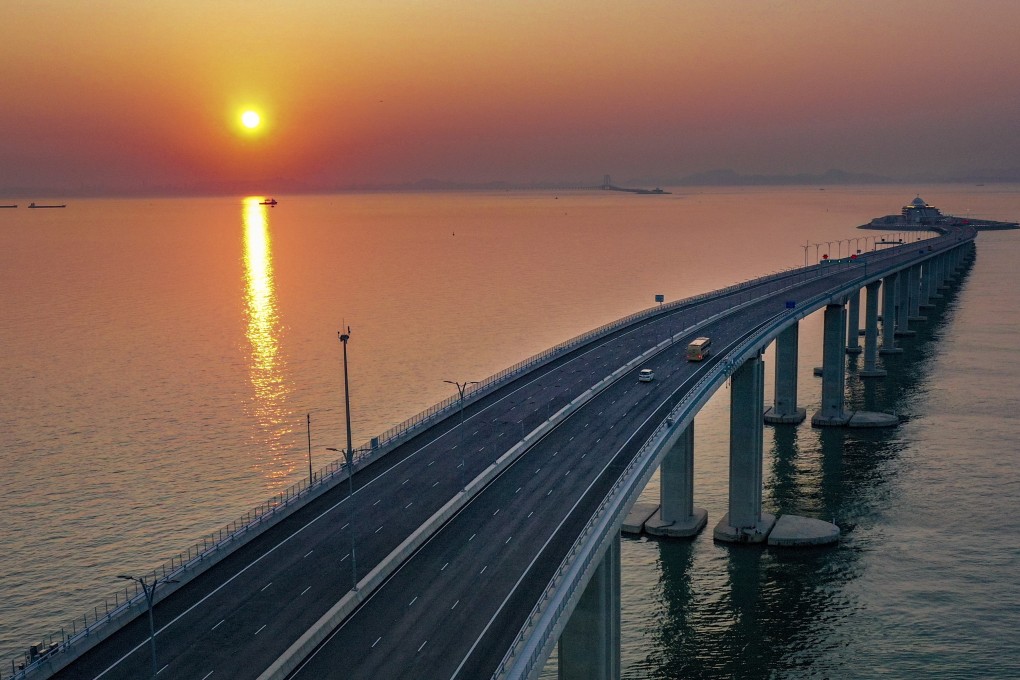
[373,499,381,506]
[480,565,487,574]
[505,536,512,544]
[341,553,350,562]
[528,511,534,518]
[405,502,413,509]
[515,487,521,494]
[469,533,476,541]
[441,562,449,571]
[547,489,553,495]
[428,460,435,466]
[402,479,409,485]
[372,637,381,648]
[418,640,428,653]
[261,582,272,592]
[535,468,541,474]
[304,550,314,558]
[211,619,225,631]
[375,525,384,534]
[492,508,500,516]
[565,470,571,476]
[451,600,459,610]
[433,481,440,487]
[200,672,214,680]
[408,596,418,606]
[341,522,350,530]
[301,586,311,596]
[157,665,168,675]
[255,624,266,636]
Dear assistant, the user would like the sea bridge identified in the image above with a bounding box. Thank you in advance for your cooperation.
[11,226,976,680]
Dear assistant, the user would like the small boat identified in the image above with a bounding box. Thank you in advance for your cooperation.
[28,202,66,209]
[259,198,278,206]
[0,204,17,208]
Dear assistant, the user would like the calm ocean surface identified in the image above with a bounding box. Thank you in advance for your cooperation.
[1,186,1018,677]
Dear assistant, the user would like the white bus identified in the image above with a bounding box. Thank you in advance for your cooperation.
[687,337,711,361]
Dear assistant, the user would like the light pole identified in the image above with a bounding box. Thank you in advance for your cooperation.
[444,380,479,490]
[801,241,810,266]
[116,574,178,679]
[330,325,357,591]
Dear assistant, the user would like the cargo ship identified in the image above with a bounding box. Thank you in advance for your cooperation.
[859,196,1017,231]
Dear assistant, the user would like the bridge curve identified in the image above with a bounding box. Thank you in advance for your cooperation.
[22,228,974,680]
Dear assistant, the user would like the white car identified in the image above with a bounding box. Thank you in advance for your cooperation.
[638,369,655,382]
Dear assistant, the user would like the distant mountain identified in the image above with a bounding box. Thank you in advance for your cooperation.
[630,168,893,187]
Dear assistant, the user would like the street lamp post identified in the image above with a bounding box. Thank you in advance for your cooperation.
[116,574,178,680]
[444,380,479,490]
[328,325,358,591]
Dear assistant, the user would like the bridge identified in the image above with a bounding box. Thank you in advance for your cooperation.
[11,226,976,680]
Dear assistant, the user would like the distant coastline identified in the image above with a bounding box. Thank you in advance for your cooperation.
[3,167,1020,199]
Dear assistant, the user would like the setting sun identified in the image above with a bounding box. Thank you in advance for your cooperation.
[241,111,261,129]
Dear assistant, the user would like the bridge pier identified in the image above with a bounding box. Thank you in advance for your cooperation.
[764,323,806,424]
[880,273,903,354]
[919,260,936,310]
[558,536,620,680]
[860,280,886,377]
[812,303,851,426]
[714,353,775,543]
[907,264,926,322]
[645,422,708,537]
[845,289,862,355]
[894,266,916,337]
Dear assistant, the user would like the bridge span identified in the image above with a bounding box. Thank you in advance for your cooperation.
[19,228,975,680]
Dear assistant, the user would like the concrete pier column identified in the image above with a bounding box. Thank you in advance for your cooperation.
[860,280,886,377]
[558,537,620,680]
[894,267,915,337]
[764,323,806,424]
[907,264,925,321]
[880,273,902,354]
[812,303,852,426]
[936,253,951,291]
[645,422,708,537]
[845,288,862,354]
[714,353,775,543]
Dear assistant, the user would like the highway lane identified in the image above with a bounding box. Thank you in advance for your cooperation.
[287,264,858,679]
[50,266,786,680]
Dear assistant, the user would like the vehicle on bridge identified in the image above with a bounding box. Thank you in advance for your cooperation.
[687,337,711,361]
[638,368,655,382]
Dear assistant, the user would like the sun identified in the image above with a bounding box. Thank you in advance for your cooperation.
[241,110,261,129]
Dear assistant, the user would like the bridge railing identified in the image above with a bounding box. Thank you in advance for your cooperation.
[493,228,973,680]
[3,228,957,679]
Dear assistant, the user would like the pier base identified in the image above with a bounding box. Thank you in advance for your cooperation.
[645,507,708,538]
[767,515,839,547]
[813,409,899,428]
[621,502,658,535]
[713,512,776,544]
[763,406,806,424]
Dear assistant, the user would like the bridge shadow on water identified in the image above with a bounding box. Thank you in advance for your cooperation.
[615,264,972,678]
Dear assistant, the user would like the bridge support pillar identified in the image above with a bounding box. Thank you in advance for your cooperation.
[907,264,926,322]
[919,259,936,309]
[558,536,620,680]
[764,323,806,424]
[646,422,708,537]
[845,288,862,354]
[714,353,775,543]
[894,267,915,337]
[880,273,903,355]
[812,302,852,426]
[860,280,886,377]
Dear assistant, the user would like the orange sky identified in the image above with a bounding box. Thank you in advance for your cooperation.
[3,0,1019,193]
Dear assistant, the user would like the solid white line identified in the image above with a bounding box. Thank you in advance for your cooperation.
[372,637,381,648]
[255,625,266,636]
[157,665,168,675]
[451,600,459,610]
[428,460,435,466]
[301,586,311,596]
[375,525,383,533]
[341,553,349,562]
[261,582,272,592]
[405,502,413,509]
[469,533,476,541]
[505,536,512,544]
[479,565,487,574]
[408,596,418,606]
[441,562,449,571]
[304,550,314,558]
[211,620,224,631]
[418,640,428,653]
[200,672,214,680]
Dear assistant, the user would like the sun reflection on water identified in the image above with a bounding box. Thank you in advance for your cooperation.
[242,197,295,487]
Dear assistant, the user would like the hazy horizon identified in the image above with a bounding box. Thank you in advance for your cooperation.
[4,1,1019,195]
